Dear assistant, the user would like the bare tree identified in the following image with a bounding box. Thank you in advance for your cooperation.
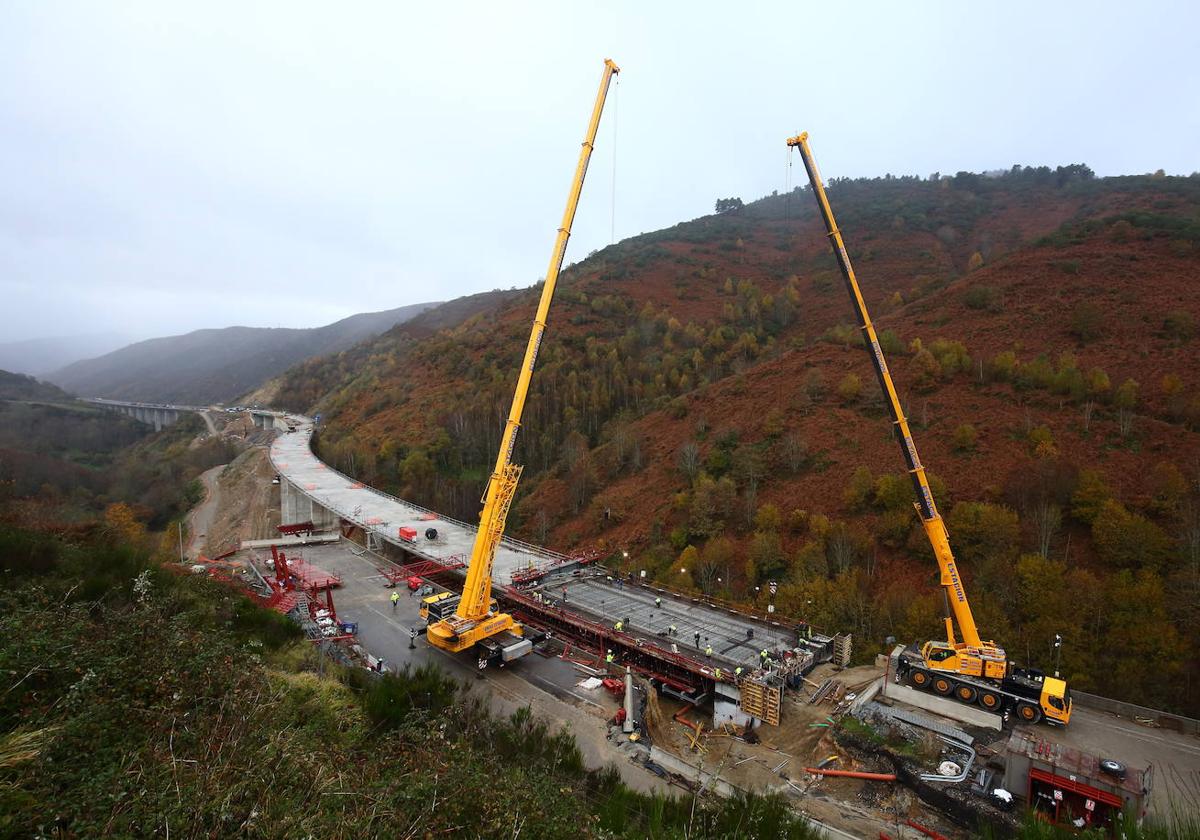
[826,524,861,574]
[782,433,807,474]
[677,441,701,482]
[1082,400,1095,432]
[1118,407,1135,437]
[1029,501,1062,558]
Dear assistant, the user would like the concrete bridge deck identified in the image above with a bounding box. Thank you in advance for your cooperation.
[265,414,574,584]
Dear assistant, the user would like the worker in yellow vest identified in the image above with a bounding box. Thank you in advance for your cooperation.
[735,666,743,681]
[614,620,624,632]
[391,591,400,612]
[714,667,722,681]
[605,650,615,664]
[705,644,713,658]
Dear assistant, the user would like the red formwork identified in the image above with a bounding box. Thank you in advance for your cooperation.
[376,555,466,586]
[277,521,316,537]
[286,558,342,590]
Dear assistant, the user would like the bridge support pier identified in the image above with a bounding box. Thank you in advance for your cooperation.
[280,479,297,524]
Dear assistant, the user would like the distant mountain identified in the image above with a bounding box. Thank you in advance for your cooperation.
[0,369,74,402]
[47,303,439,405]
[267,288,524,412]
[0,332,133,376]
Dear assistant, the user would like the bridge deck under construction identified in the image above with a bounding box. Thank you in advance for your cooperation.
[528,572,798,672]
[268,418,579,584]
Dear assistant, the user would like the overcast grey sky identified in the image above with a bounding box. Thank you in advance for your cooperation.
[2,1,1197,343]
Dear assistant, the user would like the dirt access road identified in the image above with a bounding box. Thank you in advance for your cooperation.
[185,464,225,560]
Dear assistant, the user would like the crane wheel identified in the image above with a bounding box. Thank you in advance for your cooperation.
[933,677,954,696]
[1016,702,1042,724]
[955,685,978,704]
[910,669,932,690]
[978,690,1002,711]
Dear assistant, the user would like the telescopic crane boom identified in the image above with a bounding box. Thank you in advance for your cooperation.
[426,59,620,662]
[787,132,1070,725]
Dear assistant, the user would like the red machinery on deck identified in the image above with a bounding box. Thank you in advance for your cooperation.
[277,521,316,537]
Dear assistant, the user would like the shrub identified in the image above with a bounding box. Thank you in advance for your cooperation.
[964,285,996,310]
[1162,309,1196,342]
[843,466,874,510]
[989,350,1018,381]
[836,373,862,403]
[1069,302,1103,343]
[952,423,978,452]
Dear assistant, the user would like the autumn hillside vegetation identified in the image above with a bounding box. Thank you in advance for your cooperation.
[277,166,1200,716]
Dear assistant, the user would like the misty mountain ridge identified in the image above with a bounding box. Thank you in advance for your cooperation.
[47,302,440,405]
[0,332,134,376]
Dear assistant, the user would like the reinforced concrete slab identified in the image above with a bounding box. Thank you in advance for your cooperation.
[269,418,571,584]
[541,572,799,671]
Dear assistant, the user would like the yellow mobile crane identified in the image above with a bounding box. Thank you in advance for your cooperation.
[787,132,1071,726]
[426,59,620,668]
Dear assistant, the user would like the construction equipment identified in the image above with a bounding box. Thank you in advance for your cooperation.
[787,132,1071,726]
[426,59,620,667]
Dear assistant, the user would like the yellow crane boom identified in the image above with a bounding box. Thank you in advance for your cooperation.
[787,132,1070,725]
[427,59,620,657]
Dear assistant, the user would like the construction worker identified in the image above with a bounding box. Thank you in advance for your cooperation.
[562,586,568,602]
[705,644,713,658]
[714,667,722,681]
[760,649,770,665]
[671,642,679,654]
[391,591,400,612]
[694,631,701,648]
[735,666,743,680]
[614,620,624,632]
[655,596,662,609]
[605,650,615,664]
[669,624,677,637]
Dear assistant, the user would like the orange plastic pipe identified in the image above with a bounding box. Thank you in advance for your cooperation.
[804,768,896,781]
[674,703,703,736]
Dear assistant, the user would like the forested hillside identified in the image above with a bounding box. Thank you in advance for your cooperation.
[276,167,1200,714]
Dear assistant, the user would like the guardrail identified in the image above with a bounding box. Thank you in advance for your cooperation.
[1072,690,1200,735]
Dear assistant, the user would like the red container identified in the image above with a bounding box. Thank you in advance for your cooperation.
[398,526,417,541]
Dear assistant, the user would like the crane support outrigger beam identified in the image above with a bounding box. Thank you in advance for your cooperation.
[427,59,620,656]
